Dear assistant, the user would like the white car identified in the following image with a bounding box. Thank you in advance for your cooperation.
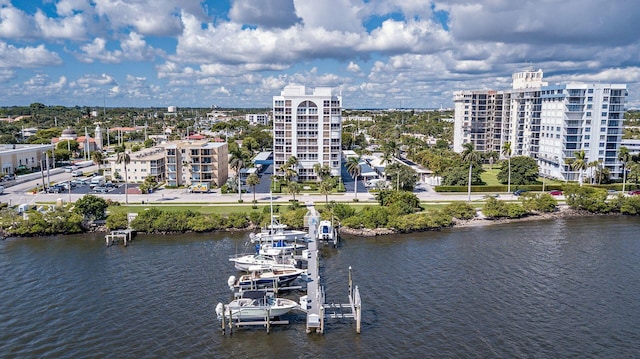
[0,185,4,194]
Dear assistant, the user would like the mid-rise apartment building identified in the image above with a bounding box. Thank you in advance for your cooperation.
[246,114,269,126]
[105,140,228,187]
[454,69,628,181]
[273,85,342,181]
[106,147,166,184]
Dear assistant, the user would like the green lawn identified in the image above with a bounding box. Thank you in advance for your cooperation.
[481,166,502,186]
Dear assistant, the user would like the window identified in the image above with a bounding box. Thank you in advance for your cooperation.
[586,112,592,117]
[601,112,607,117]
[587,97,593,101]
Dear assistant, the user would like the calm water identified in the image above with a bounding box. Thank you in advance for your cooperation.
[2,216,640,358]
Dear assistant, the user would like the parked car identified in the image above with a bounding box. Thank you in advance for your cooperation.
[93,186,109,193]
[47,186,63,193]
[0,185,4,194]
[549,190,563,196]
[513,189,528,196]
[629,190,640,195]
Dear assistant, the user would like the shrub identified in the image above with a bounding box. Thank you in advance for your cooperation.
[442,201,476,220]
[106,212,129,230]
[564,185,609,213]
[520,193,557,213]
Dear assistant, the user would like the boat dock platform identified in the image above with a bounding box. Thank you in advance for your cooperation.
[304,205,362,334]
[217,203,361,334]
[105,229,134,246]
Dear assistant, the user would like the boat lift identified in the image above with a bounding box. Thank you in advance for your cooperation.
[217,203,362,335]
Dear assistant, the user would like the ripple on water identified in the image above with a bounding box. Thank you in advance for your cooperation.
[1,218,640,358]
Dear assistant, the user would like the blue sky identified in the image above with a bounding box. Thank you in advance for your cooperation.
[1,0,640,109]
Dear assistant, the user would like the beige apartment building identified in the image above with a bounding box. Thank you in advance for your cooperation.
[105,140,228,188]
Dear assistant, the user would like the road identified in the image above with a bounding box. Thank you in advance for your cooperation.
[1,169,508,207]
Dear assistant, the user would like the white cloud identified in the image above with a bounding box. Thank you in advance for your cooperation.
[76,32,162,63]
[347,61,361,72]
[0,3,36,38]
[34,9,87,40]
[293,0,364,32]
[229,0,301,28]
[0,42,62,68]
[92,0,205,36]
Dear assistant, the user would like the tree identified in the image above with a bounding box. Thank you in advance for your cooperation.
[57,139,80,152]
[74,194,108,221]
[501,141,512,193]
[91,151,104,171]
[229,148,250,201]
[319,178,336,205]
[497,156,539,185]
[385,163,418,191]
[571,149,587,186]
[116,151,131,204]
[462,142,480,203]
[287,181,302,201]
[587,160,600,184]
[346,156,362,200]
[619,146,631,192]
[246,173,260,202]
[313,163,331,182]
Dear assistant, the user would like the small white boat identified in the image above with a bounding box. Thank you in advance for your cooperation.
[215,291,299,321]
[228,266,306,290]
[257,239,306,256]
[317,220,338,247]
[250,216,309,243]
[228,253,297,272]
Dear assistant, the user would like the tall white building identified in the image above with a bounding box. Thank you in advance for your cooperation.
[538,83,627,181]
[453,70,628,181]
[273,85,342,181]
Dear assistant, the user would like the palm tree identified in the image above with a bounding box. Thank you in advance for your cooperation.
[313,163,322,183]
[229,150,247,201]
[116,151,131,204]
[91,150,104,171]
[287,181,301,201]
[319,178,336,205]
[246,173,260,202]
[462,142,480,203]
[587,160,600,184]
[501,142,512,193]
[571,149,587,186]
[619,146,630,192]
[346,156,362,201]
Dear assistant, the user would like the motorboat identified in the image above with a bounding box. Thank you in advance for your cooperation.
[317,220,338,247]
[249,215,309,243]
[256,239,306,256]
[228,266,306,290]
[228,253,298,272]
[215,291,299,321]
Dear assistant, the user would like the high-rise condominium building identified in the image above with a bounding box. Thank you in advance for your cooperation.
[273,85,342,181]
[453,69,627,181]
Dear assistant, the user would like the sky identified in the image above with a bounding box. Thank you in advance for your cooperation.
[1,0,640,109]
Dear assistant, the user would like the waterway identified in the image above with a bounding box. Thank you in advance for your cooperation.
[1,216,640,358]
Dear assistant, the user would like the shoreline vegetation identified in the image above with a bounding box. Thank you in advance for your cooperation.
[2,185,639,240]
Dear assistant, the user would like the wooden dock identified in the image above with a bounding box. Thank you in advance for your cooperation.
[105,229,134,246]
